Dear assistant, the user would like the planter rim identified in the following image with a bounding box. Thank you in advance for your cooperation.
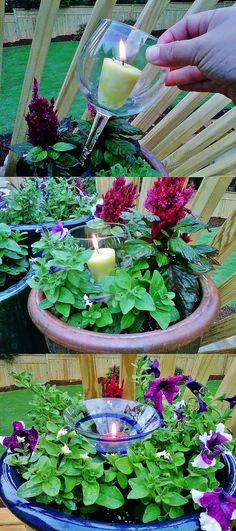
[141,147,168,177]
[28,275,220,354]
[9,215,93,233]
[0,453,235,531]
[0,269,32,304]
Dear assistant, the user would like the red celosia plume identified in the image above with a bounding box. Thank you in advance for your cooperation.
[25,79,59,148]
[102,367,124,398]
[100,177,139,223]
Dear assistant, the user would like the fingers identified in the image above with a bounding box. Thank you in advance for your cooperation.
[146,37,202,68]
[165,66,207,87]
[176,79,218,93]
[158,11,216,44]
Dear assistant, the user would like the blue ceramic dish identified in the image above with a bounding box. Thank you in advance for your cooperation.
[0,452,235,531]
[0,269,47,355]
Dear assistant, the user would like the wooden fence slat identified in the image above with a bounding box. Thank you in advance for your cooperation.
[0,0,4,88]
[158,354,178,376]
[120,354,137,400]
[4,0,61,177]
[135,0,171,33]
[187,0,222,15]
[216,357,236,436]
[211,208,236,263]
[55,0,117,120]
[201,314,236,347]
[164,107,236,173]
[79,354,99,398]
[183,353,216,399]
[152,94,230,160]
[170,130,236,176]
[189,153,236,177]
[141,92,207,151]
[218,273,236,307]
[190,176,233,223]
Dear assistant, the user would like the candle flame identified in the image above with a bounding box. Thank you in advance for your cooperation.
[119,39,126,64]
[92,234,99,253]
[111,423,117,437]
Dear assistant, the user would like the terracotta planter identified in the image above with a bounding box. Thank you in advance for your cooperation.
[0,453,235,531]
[141,147,168,176]
[28,275,219,354]
[0,270,47,356]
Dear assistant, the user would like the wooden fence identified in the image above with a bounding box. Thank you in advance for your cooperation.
[3,2,234,43]
[1,352,236,388]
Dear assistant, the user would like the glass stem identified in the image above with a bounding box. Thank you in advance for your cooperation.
[79,110,111,166]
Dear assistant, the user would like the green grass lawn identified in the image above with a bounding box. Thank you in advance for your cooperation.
[0,42,87,135]
[0,380,220,457]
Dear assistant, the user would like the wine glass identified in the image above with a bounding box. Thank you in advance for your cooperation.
[77,19,167,165]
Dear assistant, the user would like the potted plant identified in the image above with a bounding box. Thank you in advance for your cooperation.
[27,178,220,354]
[0,359,235,531]
[8,80,167,178]
[0,223,46,356]
[1,177,96,254]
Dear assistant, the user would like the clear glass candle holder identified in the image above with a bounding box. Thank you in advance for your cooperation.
[64,398,163,455]
[77,19,167,164]
[70,222,130,250]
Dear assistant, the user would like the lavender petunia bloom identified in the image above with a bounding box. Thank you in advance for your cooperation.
[174,400,186,421]
[0,421,39,453]
[50,222,68,240]
[191,488,236,531]
[186,375,208,413]
[0,191,8,210]
[222,395,236,410]
[192,423,232,469]
[48,265,65,275]
[144,375,182,413]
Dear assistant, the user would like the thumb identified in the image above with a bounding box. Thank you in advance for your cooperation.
[146,38,201,68]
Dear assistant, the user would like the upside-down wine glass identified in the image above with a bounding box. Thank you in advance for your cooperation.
[77,19,167,165]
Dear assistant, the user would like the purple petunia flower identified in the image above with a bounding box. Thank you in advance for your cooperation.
[48,265,65,275]
[191,488,236,531]
[0,421,39,453]
[222,395,236,410]
[0,191,8,210]
[50,222,68,240]
[148,359,161,379]
[92,199,104,218]
[186,376,208,413]
[144,375,182,413]
[192,423,232,469]
[174,400,186,422]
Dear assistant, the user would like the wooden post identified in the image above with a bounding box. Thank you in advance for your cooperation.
[158,355,178,377]
[120,354,137,400]
[135,0,171,33]
[0,0,4,88]
[211,209,236,264]
[56,0,117,120]
[183,354,216,399]
[4,0,60,177]
[79,354,99,398]
[190,176,233,223]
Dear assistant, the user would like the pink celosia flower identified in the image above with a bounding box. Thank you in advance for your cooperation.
[99,177,139,223]
[144,177,194,239]
[25,79,59,148]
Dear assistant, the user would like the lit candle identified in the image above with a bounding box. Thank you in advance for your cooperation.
[98,39,142,110]
[101,423,128,441]
[87,235,116,282]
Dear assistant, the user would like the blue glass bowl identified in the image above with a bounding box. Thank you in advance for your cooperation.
[64,398,163,454]
[0,453,235,531]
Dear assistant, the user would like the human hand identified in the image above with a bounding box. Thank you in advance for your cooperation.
[146,7,236,103]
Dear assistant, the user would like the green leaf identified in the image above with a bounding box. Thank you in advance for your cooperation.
[143,504,161,523]
[104,469,117,483]
[25,146,48,163]
[169,237,198,262]
[38,299,54,310]
[55,302,71,319]
[53,142,77,152]
[115,456,133,475]
[58,153,79,167]
[105,138,137,164]
[128,478,149,499]
[134,292,155,312]
[121,312,135,330]
[40,439,60,457]
[150,309,171,330]
[115,271,132,290]
[162,492,188,506]
[82,480,100,506]
[90,148,103,168]
[17,479,43,499]
[96,309,113,328]
[42,476,61,497]
[58,287,75,305]
[163,263,200,319]
[120,295,135,315]
[184,475,208,491]
[47,148,60,160]
[68,270,83,288]
[117,472,128,489]
[169,507,185,519]
[108,119,143,136]
[10,142,33,157]
[96,485,124,509]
